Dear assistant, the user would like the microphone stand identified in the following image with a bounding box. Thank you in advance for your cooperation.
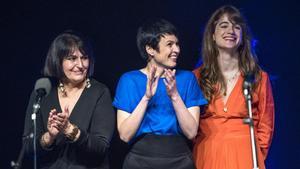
[243,84,259,169]
[10,98,41,169]
[11,134,33,169]
[31,98,42,169]
[12,78,51,169]
[11,104,40,169]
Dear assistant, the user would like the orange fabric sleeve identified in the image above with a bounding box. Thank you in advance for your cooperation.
[256,72,275,159]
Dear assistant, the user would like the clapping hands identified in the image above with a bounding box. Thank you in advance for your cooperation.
[163,69,179,100]
[47,106,70,138]
[144,64,178,101]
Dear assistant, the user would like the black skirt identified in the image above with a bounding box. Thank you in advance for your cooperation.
[123,134,195,169]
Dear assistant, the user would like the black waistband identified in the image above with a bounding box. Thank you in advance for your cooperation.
[130,134,191,157]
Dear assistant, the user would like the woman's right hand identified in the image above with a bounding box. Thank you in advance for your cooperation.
[145,65,160,100]
[40,109,60,148]
[47,109,60,138]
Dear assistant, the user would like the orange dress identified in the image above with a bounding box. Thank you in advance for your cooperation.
[193,68,275,169]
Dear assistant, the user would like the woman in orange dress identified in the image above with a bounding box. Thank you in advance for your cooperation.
[193,5,275,169]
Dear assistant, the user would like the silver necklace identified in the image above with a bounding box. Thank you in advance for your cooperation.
[226,71,240,83]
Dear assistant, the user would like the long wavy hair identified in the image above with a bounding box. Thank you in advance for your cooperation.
[199,5,261,102]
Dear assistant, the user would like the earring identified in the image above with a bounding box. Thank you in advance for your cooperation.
[86,78,91,88]
[59,82,67,97]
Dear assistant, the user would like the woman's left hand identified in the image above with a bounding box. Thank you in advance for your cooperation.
[55,106,71,133]
[163,69,179,100]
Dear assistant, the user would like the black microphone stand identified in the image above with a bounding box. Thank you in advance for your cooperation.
[11,134,33,169]
[31,94,43,169]
[243,81,259,169]
[12,91,44,169]
[11,78,51,169]
[11,100,41,169]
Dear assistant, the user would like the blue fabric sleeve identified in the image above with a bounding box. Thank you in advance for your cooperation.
[185,73,208,108]
[113,73,143,113]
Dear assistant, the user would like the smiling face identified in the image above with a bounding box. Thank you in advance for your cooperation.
[147,34,180,69]
[62,49,89,85]
[213,14,242,52]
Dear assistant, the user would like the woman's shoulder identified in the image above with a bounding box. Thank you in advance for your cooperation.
[89,78,110,93]
[175,70,199,84]
[192,66,203,79]
[176,69,194,76]
[176,69,199,80]
[258,70,273,87]
[260,70,269,78]
[256,70,271,84]
[121,70,143,78]
[117,70,146,85]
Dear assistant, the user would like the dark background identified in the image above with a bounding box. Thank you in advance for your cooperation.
[1,0,299,168]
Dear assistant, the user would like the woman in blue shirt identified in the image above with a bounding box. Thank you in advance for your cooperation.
[113,19,207,169]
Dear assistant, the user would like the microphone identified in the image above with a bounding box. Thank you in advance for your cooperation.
[32,77,52,113]
[243,73,255,97]
[28,77,52,169]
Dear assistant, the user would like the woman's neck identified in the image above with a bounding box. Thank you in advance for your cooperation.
[143,61,166,78]
[217,50,239,73]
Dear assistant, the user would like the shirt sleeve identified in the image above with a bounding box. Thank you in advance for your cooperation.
[256,72,275,159]
[74,86,115,157]
[185,72,208,108]
[113,73,142,113]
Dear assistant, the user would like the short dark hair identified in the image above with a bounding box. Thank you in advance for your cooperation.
[136,19,178,60]
[43,30,94,80]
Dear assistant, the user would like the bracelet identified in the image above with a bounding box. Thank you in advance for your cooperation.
[40,134,47,147]
[40,133,53,150]
[65,124,79,142]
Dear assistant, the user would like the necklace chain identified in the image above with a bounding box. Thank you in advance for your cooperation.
[226,70,240,83]
[223,70,239,96]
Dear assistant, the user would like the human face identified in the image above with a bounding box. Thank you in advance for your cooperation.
[148,34,180,69]
[213,14,242,52]
[62,49,89,85]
